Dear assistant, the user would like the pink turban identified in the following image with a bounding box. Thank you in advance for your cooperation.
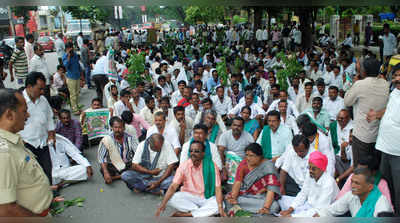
[309,151,328,172]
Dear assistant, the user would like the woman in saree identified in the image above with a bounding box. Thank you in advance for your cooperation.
[241,106,261,140]
[225,143,281,215]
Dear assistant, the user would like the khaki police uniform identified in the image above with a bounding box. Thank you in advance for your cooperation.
[0,129,53,215]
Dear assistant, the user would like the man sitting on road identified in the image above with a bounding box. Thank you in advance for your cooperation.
[315,167,393,217]
[98,116,138,184]
[56,109,83,151]
[180,124,223,170]
[146,111,181,156]
[121,133,178,194]
[155,140,226,217]
[50,134,93,189]
[279,151,339,217]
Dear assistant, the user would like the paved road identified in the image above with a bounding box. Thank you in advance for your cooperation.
[3,53,175,220]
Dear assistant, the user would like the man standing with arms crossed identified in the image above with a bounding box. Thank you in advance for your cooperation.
[20,72,56,184]
[0,88,53,216]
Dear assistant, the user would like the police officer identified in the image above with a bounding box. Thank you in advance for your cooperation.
[0,88,53,216]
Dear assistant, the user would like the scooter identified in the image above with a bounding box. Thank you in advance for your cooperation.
[0,42,13,68]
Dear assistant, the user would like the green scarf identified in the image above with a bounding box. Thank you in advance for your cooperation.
[188,139,215,199]
[209,124,219,143]
[329,121,340,155]
[305,111,328,134]
[355,186,382,217]
[260,125,272,159]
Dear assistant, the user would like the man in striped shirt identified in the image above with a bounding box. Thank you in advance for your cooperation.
[9,36,28,88]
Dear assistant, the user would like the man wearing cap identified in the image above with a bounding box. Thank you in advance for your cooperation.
[279,151,339,217]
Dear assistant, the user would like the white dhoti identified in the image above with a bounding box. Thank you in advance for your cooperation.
[278,195,315,217]
[168,192,220,217]
[50,134,91,185]
[52,165,88,185]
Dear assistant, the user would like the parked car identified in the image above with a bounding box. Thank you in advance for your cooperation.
[37,36,54,52]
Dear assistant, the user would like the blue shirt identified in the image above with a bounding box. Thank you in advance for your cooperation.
[63,53,81,80]
[206,77,218,93]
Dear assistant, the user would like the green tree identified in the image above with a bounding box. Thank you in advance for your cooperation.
[184,6,224,25]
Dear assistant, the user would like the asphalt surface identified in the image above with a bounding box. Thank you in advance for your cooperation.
[3,52,175,220]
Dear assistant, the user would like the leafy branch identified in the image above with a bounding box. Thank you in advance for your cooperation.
[126,52,150,88]
[275,51,303,91]
[216,57,229,87]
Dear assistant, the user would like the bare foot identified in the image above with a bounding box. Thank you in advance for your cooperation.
[171,211,193,217]
[112,175,121,181]
[132,188,140,193]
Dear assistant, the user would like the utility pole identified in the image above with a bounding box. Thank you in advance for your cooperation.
[7,6,15,36]
[59,6,65,34]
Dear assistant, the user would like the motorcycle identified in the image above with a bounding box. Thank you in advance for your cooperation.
[0,42,13,68]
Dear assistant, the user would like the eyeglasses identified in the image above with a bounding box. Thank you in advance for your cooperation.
[190,149,202,153]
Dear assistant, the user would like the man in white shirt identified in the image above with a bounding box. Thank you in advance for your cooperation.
[55,33,65,65]
[113,89,134,118]
[325,66,344,90]
[24,34,34,62]
[382,23,397,62]
[229,91,265,119]
[180,123,222,170]
[262,27,269,43]
[91,51,109,101]
[129,89,145,114]
[140,96,156,126]
[296,82,314,113]
[185,92,202,121]
[211,85,232,120]
[302,97,331,134]
[315,167,393,217]
[287,76,302,102]
[257,111,293,162]
[170,80,186,107]
[77,32,84,50]
[146,111,181,156]
[342,34,353,47]
[301,122,335,176]
[312,78,328,99]
[374,66,400,214]
[168,106,194,146]
[323,86,345,121]
[194,98,227,132]
[280,151,339,217]
[278,135,311,196]
[267,90,299,118]
[256,28,263,44]
[50,134,92,188]
[121,133,178,194]
[330,109,353,176]
[20,72,56,183]
[29,44,50,98]
[278,100,300,134]
[309,63,323,82]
